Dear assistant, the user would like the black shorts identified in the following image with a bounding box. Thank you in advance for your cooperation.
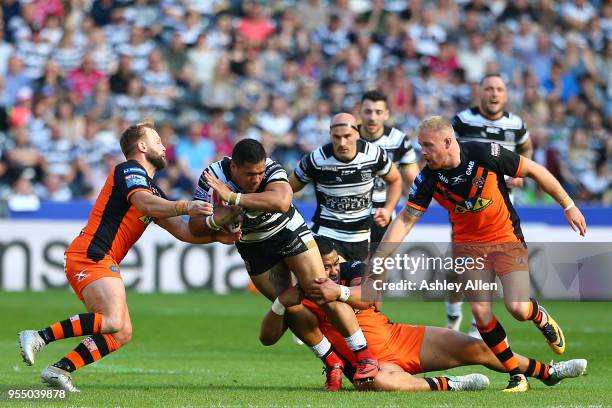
[325,237,369,262]
[369,221,389,254]
[236,223,315,276]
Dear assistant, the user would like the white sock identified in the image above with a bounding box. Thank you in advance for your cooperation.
[344,329,367,352]
[446,301,463,318]
[310,337,332,358]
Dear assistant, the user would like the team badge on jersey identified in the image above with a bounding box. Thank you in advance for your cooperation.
[472,176,485,188]
[454,196,492,213]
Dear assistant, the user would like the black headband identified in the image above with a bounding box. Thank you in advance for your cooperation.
[330,123,359,132]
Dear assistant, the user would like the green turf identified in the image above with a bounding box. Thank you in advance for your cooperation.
[1,291,610,407]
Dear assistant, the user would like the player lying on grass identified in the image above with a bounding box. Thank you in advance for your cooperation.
[18,120,241,392]
[373,116,587,392]
[259,236,587,392]
[188,139,380,385]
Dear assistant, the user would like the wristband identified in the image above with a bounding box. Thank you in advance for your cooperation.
[174,201,189,216]
[205,215,222,231]
[560,195,572,205]
[271,297,286,316]
[235,192,242,206]
[227,192,237,205]
[338,285,351,302]
[563,201,575,212]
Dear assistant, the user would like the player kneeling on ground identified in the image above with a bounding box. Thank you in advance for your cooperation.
[259,236,587,392]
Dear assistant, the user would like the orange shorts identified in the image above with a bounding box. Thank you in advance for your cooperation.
[452,242,529,276]
[65,253,123,300]
[380,324,426,374]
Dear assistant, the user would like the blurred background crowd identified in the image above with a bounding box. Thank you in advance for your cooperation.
[0,0,610,213]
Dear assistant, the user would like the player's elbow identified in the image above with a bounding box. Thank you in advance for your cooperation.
[274,192,292,213]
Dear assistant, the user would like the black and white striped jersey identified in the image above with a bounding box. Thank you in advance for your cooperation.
[360,125,417,209]
[294,139,392,242]
[452,107,529,153]
[194,157,306,243]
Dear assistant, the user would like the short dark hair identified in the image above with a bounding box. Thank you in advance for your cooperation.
[119,119,154,158]
[361,90,387,105]
[479,73,505,86]
[231,138,266,165]
[314,235,335,256]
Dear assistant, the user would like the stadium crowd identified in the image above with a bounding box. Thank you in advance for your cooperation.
[0,0,610,213]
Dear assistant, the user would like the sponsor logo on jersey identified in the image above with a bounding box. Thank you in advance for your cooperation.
[451,175,466,185]
[322,166,338,171]
[341,169,356,175]
[123,167,147,175]
[486,127,501,134]
[438,173,449,184]
[323,192,372,211]
[125,174,148,188]
[491,143,500,157]
[109,265,120,273]
[454,196,492,213]
[466,161,475,175]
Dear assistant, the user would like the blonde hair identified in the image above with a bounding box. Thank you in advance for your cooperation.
[416,115,453,136]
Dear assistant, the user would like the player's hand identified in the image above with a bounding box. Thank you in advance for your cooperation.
[214,231,241,244]
[507,177,524,188]
[187,200,214,217]
[564,206,587,237]
[203,171,233,203]
[278,287,303,308]
[306,278,341,305]
[214,205,243,226]
[373,208,391,227]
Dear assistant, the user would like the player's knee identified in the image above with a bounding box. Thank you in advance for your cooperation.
[505,301,529,321]
[259,332,278,346]
[101,313,125,333]
[470,303,491,325]
[113,325,133,347]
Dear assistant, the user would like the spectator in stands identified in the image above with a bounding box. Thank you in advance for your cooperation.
[176,122,216,180]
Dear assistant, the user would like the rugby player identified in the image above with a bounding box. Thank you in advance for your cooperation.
[259,236,587,392]
[188,138,380,385]
[289,113,402,262]
[447,73,533,337]
[373,116,587,392]
[358,91,419,253]
[18,120,240,392]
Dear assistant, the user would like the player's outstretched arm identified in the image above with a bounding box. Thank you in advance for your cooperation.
[399,163,419,199]
[204,171,293,213]
[130,191,213,219]
[157,216,240,245]
[374,166,403,228]
[518,158,587,236]
[188,205,243,236]
[259,287,302,346]
[288,173,306,193]
[374,206,421,260]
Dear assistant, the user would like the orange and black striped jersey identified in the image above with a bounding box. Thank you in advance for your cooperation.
[66,160,166,262]
[302,261,400,368]
[407,142,525,243]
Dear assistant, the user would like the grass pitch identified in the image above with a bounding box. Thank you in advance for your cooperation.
[0,291,610,407]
